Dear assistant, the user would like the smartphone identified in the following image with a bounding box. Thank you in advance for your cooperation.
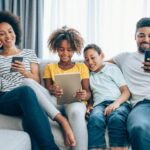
[145,49,150,62]
[10,57,23,72]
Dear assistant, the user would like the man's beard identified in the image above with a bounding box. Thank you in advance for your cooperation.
[138,46,147,53]
[138,43,150,53]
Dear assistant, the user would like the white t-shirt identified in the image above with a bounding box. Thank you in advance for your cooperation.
[0,49,38,92]
[90,63,126,106]
[113,51,150,106]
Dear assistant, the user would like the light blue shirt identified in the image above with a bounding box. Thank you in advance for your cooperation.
[90,63,127,106]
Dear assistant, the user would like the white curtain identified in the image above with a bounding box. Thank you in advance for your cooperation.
[43,0,150,60]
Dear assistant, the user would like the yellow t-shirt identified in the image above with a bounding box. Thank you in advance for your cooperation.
[43,62,89,81]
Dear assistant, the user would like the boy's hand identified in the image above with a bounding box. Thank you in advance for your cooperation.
[85,104,93,120]
[75,89,87,101]
[104,101,120,116]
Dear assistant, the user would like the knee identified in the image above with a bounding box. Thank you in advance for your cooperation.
[128,121,149,137]
[108,112,126,128]
[19,85,34,94]
[22,78,34,86]
[68,107,84,120]
[18,86,37,103]
[88,113,105,128]
[67,103,86,119]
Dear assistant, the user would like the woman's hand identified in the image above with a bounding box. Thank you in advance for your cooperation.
[75,89,87,101]
[104,101,120,116]
[49,84,63,97]
[11,60,26,74]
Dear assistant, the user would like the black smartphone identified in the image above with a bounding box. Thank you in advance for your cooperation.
[10,57,23,72]
[145,49,150,62]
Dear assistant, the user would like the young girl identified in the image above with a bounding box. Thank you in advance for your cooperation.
[83,44,131,150]
[43,27,91,150]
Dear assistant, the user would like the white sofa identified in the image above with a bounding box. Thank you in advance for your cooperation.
[0,59,130,150]
[0,59,76,150]
[0,114,70,150]
[0,128,31,150]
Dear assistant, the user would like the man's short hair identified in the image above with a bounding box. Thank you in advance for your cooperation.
[136,17,150,32]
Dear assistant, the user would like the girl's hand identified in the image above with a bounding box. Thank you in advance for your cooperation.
[104,101,120,116]
[75,89,87,101]
[49,84,63,97]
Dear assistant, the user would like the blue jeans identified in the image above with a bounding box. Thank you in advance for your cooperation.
[127,99,150,150]
[87,100,131,149]
[0,86,59,150]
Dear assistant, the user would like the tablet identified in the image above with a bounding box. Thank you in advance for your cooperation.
[54,73,81,104]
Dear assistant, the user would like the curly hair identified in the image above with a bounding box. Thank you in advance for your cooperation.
[48,26,84,53]
[0,11,22,45]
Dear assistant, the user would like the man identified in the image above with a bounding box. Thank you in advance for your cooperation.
[109,18,150,150]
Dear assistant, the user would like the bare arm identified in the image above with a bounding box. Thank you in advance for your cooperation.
[104,85,130,116]
[23,63,40,82]
[44,78,53,91]
[115,85,130,104]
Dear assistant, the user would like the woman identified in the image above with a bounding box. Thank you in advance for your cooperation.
[0,11,59,150]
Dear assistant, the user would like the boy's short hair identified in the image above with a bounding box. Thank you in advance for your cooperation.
[83,44,102,55]
[136,17,150,32]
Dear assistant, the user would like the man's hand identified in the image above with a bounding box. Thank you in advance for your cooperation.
[0,41,3,48]
[143,62,150,72]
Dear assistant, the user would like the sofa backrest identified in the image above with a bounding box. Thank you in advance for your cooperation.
[39,59,57,86]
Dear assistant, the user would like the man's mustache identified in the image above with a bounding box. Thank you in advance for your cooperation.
[140,42,150,45]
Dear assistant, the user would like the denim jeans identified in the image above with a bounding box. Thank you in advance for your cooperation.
[0,86,59,150]
[127,99,150,150]
[87,100,131,149]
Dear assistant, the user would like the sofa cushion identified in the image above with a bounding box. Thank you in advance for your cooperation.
[0,114,70,150]
[0,129,31,150]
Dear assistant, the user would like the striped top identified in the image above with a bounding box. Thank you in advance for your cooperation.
[0,49,38,92]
